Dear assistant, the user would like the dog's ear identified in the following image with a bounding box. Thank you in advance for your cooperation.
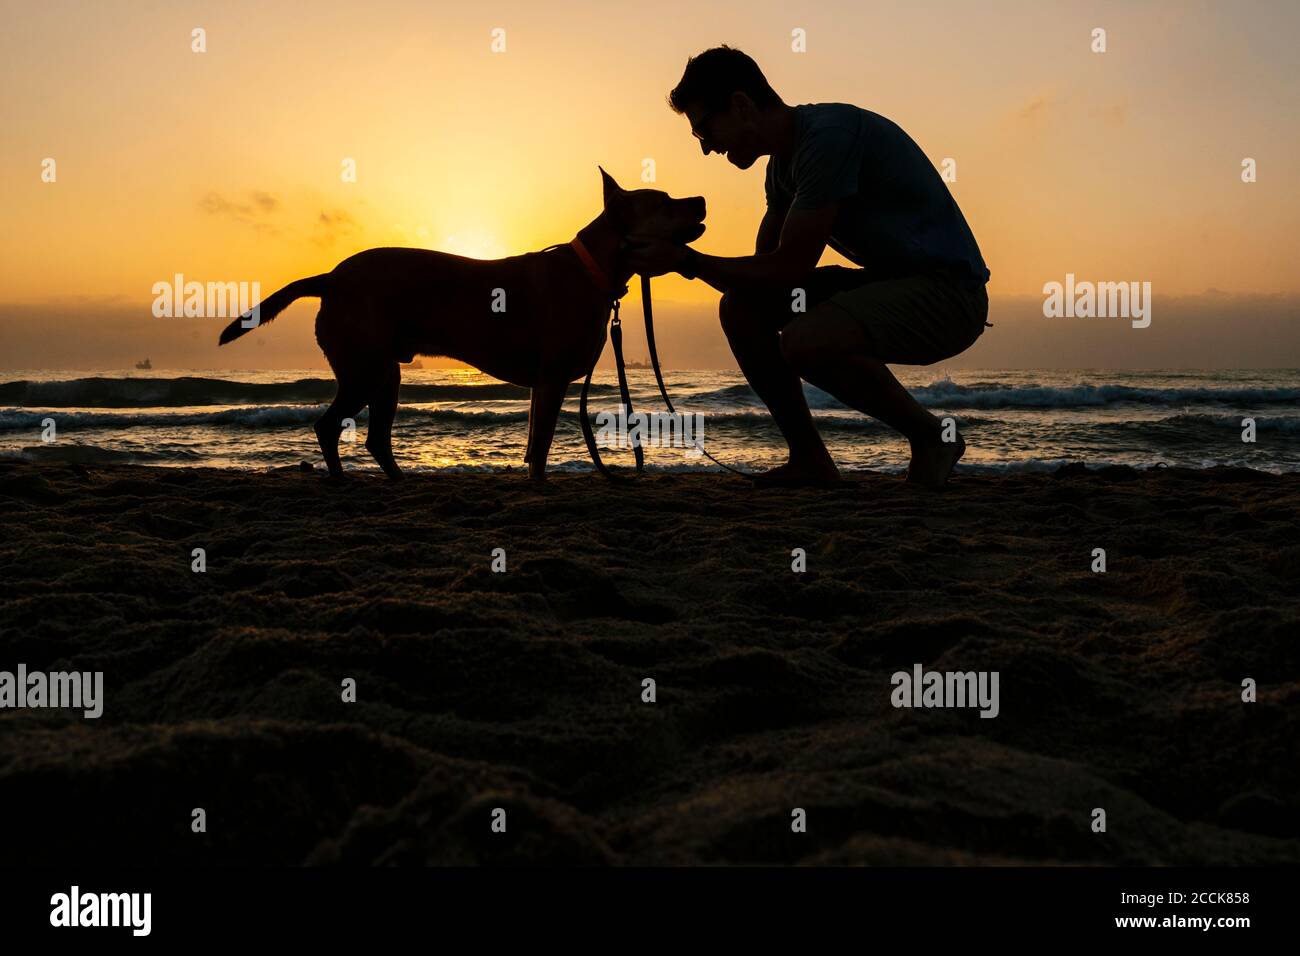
[599,166,625,207]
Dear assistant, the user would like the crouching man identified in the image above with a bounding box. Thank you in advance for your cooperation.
[626,46,991,487]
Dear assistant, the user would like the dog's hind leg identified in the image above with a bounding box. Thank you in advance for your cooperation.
[365,362,403,480]
[315,377,366,479]
[524,387,540,466]
[526,379,567,482]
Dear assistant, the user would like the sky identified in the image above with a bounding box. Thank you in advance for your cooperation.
[1,0,1298,369]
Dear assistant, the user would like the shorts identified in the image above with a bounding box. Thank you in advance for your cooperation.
[781,265,990,366]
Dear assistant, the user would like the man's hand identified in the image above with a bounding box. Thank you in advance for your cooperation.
[623,236,688,277]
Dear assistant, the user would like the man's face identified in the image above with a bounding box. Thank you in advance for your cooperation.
[686,96,764,170]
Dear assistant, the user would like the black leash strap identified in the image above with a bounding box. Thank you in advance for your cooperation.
[579,300,642,481]
[579,275,749,481]
[640,273,750,478]
[612,307,644,474]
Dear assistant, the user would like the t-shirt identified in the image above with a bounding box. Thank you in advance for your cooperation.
[765,103,990,286]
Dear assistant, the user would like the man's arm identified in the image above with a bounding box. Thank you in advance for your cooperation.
[639,201,838,295]
[755,201,787,255]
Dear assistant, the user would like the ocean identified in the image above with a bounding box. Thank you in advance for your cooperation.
[2,368,1298,474]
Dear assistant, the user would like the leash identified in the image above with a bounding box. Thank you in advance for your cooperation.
[571,237,750,481]
[572,237,641,481]
[579,296,644,481]
[638,272,751,478]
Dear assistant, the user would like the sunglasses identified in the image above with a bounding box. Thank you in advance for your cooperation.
[690,108,722,145]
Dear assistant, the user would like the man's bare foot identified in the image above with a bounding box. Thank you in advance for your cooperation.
[906,432,965,488]
[753,458,842,488]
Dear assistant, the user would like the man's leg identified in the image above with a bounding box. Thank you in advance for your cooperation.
[719,290,839,483]
[779,276,986,487]
[786,340,960,487]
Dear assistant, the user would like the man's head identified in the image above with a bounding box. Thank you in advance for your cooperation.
[668,46,783,169]
[599,168,706,243]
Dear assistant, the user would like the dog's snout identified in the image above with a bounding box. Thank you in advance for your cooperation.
[690,197,706,220]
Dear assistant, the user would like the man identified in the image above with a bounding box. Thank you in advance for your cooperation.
[625,46,991,488]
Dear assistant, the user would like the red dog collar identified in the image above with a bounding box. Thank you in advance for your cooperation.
[570,236,627,300]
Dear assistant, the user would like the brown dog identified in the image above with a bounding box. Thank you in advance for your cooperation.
[218,169,705,480]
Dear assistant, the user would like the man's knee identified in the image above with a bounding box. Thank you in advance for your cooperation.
[719,290,774,343]
[718,291,746,340]
[779,316,825,372]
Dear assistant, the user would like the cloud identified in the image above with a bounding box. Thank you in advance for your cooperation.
[196,191,361,247]
[1017,93,1057,122]
[1015,91,1127,129]
[317,210,355,228]
[1088,98,1128,127]
[198,190,282,235]
[312,209,360,247]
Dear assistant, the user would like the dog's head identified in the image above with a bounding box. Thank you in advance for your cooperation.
[599,167,706,243]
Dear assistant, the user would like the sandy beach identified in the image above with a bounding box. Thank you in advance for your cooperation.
[1,458,1297,865]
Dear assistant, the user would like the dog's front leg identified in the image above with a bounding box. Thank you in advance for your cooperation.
[526,380,567,481]
[523,387,539,466]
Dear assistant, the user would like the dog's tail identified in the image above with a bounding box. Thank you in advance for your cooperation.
[217,274,331,345]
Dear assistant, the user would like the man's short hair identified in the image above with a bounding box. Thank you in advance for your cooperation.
[668,46,782,115]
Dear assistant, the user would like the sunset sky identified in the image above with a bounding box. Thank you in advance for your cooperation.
[2,0,1297,369]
